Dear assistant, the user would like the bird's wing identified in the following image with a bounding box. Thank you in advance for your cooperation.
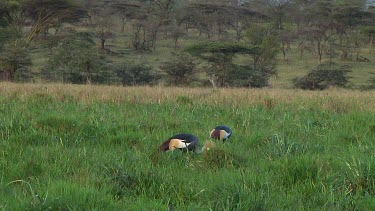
[220,130,230,139]
[170,139,192,149]
[181,139,193,145]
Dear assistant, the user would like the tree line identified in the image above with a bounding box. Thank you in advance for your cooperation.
[0,0,375,89]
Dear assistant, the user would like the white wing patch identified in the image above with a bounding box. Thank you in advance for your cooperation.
[169,139,192,150]
[179,139,192,148]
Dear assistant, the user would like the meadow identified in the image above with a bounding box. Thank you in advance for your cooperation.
[1,83,375,210]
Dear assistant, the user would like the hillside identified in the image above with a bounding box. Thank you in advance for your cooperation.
[1,0,375,88]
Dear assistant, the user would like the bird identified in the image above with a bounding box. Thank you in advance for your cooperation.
[158,133,201,153]
[210,125,232,142]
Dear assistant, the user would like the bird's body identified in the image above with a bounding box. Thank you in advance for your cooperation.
[210,125,232,142]
[158,134,201,153]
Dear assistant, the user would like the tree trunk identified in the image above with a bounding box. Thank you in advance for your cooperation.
[174,37,178,50]
[132,25,142,50]
[235,21,241,42]
[85,62,92,85]
[282,42,286,60]
[55,21,61,35]
[370,35,373,54]
[101,38,105,50]
[299,43,304,59]
[208,74,217,89]
[2,69,14,81]
[48,46,53,55]
[121,17,127,33]
[317,42,322,64]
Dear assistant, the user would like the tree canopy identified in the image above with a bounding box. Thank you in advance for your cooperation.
[0,0,374,88]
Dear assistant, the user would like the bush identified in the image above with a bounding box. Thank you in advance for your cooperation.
[227,64,272,88]
[116,62,160,86]
[159,52,197,86]
[293,62,351,90]
[43,32,112,84]
[0,39,32,82]
[364,74,375,90]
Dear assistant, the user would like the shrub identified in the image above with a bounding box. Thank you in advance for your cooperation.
[364,74,375,90]
[227,64,273,88]
[116,62,160,86]
[293,61,351,90]
[159,52,197,86]
[43,32,112,84]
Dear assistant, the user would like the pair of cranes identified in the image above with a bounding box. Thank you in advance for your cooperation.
[158,125,232,153]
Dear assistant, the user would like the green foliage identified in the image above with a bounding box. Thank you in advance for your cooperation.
[0,0,374,88]
[245,25,279,75]
[0,26,22,47]
[364,73,375,90]
[185,42,261,87]
[159,52,197,86]
[226,64,270,87]
[24,0,85,42]
[361,26,375,36]
[43,32,112,84]
[116,62,160,86]
[293,62,352,90]
[0,39,31,81]
[185,41,260,59]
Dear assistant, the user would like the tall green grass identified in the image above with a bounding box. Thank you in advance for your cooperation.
[1,83,375,210]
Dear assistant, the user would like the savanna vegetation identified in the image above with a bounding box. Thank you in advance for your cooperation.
[1,0,375,210]
[0,0,375,89]
[1,83,375,209]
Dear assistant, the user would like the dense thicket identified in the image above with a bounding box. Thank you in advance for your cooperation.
[0,0,374,88]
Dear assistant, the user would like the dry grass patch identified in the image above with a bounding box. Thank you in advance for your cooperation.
[1,83,375,111]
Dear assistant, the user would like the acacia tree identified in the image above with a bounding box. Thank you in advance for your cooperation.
[331,3,369,60]
[0,0,26,43]
[111,1,143,33]
[0,39,31,81]
[159,52,197,86]
[24,0,84,42]
[148,0,176,50]
[302,1,335,63]
[245,24,279,77]
[44,32,111,84]
[185,42,262,87]
[362,26,375,54]
[0,1,31,81]
[268,0,292,30]
[112,1,169,51]
[90,7,114,50]
[361,6,375,54]
[186,2,260,40]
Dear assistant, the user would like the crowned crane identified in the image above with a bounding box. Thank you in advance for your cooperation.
[210,125,232,142]
[158,133,201,153]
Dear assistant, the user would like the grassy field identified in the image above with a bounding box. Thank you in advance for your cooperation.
[1,83,375,210]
